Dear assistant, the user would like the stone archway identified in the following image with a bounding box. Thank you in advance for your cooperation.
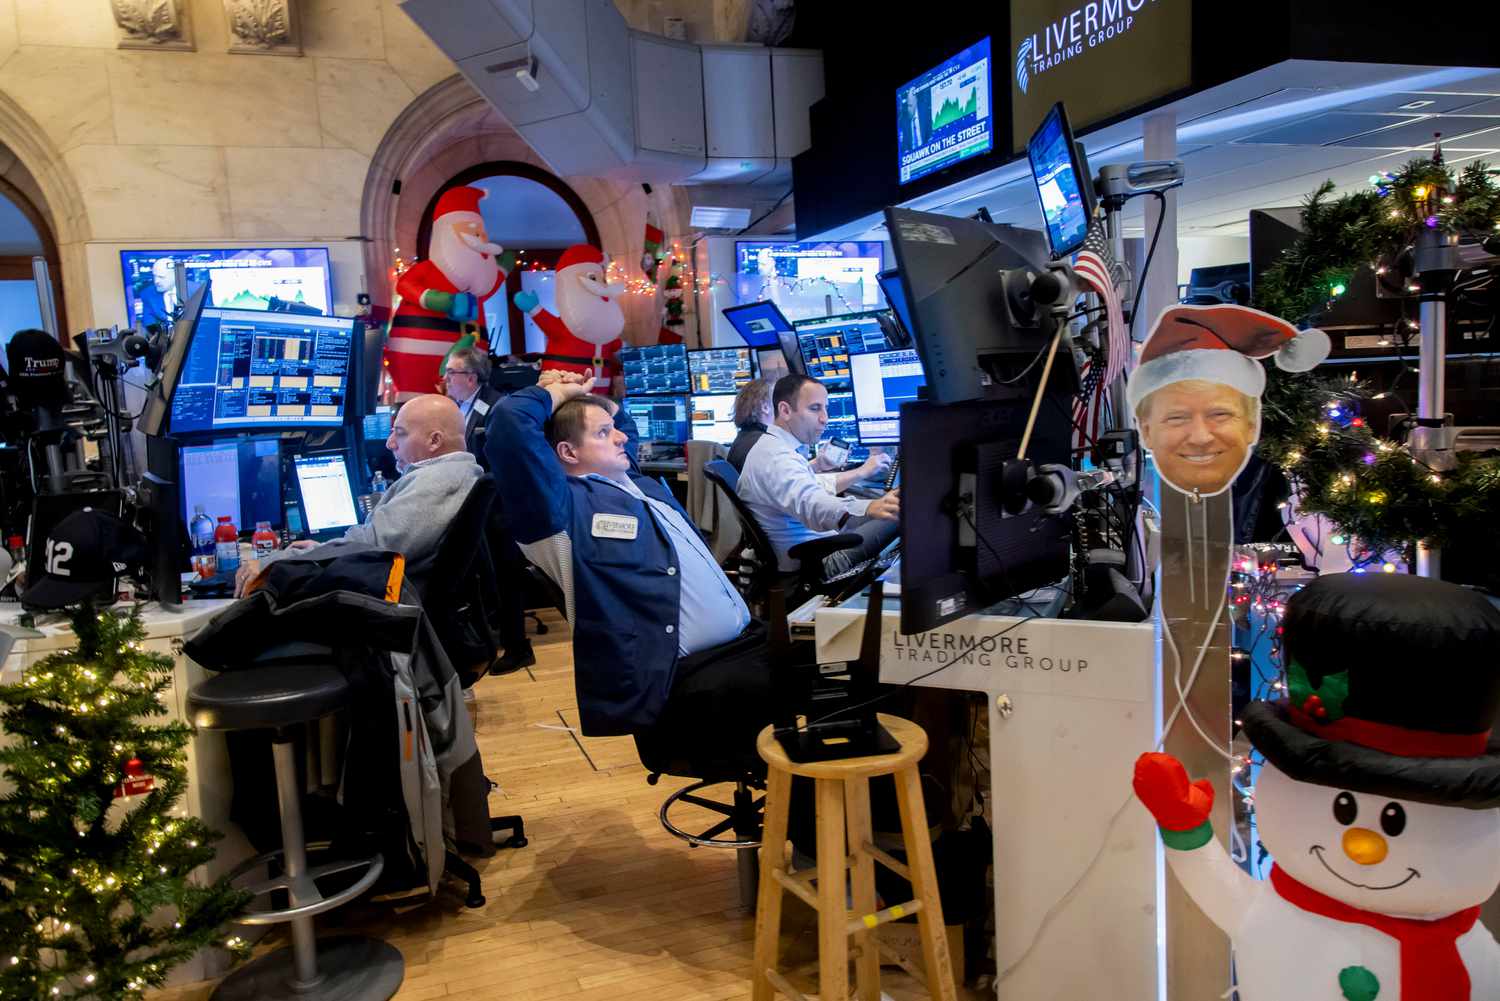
[358,75,695,346]
[0,90,91,335]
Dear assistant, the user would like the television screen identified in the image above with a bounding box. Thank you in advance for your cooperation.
[897,37,993,185]
[121,248,333,329]
[1026,102,1094,257]
[734,241,886,311]
[168,308,358,435]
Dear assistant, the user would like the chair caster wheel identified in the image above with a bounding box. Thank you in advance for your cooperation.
[466,891,486,908]
[510,836,529,849]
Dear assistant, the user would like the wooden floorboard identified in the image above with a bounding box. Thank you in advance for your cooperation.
[151,611,980,1001]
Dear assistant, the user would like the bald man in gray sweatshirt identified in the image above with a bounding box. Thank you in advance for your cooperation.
[236,394,483,597]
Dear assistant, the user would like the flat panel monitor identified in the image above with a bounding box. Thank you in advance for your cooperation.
[884,206,1052,404]
[877,269,915,340]
[139,283,210,437]
[792,311,890,389]
[850,349,927,446]
[734,242,886,310]
[1026,102,1095,258]
[623,396,690,444]
[897,37,993,185]
[120,247,332,329]
[292,451,360,537]
[179,436,283,533]
[688,393,738,446]
[756,346,791,384]
[619,343,690,396]
[722,301,793,349]
[818,391,869,464]
[362,406,393,446]
[168,308,358,434]
[688,347,754,394]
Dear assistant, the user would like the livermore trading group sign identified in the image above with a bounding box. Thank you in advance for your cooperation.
[1010,0,1191,151]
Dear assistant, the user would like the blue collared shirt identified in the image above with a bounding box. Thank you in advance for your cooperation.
[584,473,750,656]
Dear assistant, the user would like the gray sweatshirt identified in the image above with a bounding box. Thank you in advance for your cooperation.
[265,451,483,595]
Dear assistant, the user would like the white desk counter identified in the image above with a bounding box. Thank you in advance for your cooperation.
[1,599,253,984]
[815,599,1162,1000]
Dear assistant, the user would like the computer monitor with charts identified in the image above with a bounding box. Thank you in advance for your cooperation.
[168,308,358,435]
[850,349,927,445]
[619,344,690,396]
[624,396,690,444]
[688,394,738,445]
[794,312,890,389]
[687,347,754,394]
[292,452,360,537]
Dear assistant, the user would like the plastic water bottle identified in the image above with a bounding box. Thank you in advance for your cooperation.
[371,471,388,494]
[214,516,240,575]
[189,506,216,578]
[252,521,278,560]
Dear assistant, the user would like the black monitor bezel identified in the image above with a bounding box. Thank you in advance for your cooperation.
[290,449,362,539]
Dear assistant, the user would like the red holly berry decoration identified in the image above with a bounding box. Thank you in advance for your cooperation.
[1303,694,1330,719]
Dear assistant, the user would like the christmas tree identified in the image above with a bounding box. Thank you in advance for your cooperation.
[0,604,249,999]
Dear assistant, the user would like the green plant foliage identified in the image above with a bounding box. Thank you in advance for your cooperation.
[0,605,250,1000]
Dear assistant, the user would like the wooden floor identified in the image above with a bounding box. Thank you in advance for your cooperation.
[154,612,979,1001]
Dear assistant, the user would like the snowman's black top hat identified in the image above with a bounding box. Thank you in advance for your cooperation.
[1242,573,1500,809]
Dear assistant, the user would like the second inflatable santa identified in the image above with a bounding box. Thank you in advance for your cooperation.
[514,244,624,393]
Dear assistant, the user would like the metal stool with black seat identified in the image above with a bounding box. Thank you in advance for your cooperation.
[188,658,403,1001]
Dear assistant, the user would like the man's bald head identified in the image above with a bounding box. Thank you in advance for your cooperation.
[387,394,466,471]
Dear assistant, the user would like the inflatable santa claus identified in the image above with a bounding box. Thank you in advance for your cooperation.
[384,186,513,395]
[514,244,623,392]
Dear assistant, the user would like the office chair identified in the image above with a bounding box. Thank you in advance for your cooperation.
[420,476,504,688]
[702,459,867,616]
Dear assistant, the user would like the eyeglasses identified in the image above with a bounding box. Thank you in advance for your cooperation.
[446,368,475,378]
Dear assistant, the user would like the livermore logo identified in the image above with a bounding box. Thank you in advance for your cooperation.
[1016,0,1158,93]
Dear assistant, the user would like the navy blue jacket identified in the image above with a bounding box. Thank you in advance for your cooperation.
[486,387,689,735]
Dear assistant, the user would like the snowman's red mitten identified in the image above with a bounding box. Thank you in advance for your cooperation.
[1134,752,1216,850]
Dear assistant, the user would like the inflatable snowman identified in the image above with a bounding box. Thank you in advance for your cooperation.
[1136,573,1500,1001]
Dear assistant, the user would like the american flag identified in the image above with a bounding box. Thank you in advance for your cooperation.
[1069,219,1129,451]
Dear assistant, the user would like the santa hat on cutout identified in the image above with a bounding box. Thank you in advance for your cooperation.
[432,185,486,221]
[1126,304,1331,416]
[557,244,605,273]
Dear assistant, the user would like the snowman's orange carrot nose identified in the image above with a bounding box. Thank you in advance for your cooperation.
[1343,827,1389,865]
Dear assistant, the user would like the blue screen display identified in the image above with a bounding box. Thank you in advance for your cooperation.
[792,312,891,390]
[619,344,690,396]
[897,38,993,185]
[722,301,793,349]
[850,349,927,445]
[624,396,690,444]
[120,248,332,329]
[1027,104,1091,257]
[168,308,356,434]
[817,392,869,464]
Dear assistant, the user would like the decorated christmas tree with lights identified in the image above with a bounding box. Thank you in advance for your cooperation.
[0,604,248,1000]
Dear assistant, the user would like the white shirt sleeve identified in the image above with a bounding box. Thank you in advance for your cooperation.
[742,434,870,531]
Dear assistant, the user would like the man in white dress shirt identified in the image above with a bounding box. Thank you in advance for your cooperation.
[736,374,899,578]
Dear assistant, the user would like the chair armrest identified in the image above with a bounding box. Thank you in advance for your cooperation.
[787,533,862,566]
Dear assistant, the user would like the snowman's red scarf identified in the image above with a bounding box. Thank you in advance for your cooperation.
[1270,864,1480,1000]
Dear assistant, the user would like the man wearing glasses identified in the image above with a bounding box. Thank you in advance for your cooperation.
[443,347,503,459]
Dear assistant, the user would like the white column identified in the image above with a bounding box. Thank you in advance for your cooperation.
[1139,113,1179,338]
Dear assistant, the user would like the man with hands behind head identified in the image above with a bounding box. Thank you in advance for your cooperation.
[235,394,481,597]
[486,369,775,748]
[737,374,899,579]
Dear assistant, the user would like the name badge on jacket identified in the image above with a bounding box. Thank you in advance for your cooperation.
[473,398,491,417]
[592,513,638,540]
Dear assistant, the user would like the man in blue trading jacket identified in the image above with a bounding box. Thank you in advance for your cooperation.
[486,369,775,744]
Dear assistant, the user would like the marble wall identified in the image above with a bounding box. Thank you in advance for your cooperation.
[0,0,699,344]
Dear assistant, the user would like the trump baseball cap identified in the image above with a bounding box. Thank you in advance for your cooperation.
[22,508,148,610]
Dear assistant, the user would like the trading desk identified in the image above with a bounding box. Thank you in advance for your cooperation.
[814,581,1161,1000]
[0,599,254,985]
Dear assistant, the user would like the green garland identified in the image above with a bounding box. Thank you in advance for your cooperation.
[1251,156,1500,560]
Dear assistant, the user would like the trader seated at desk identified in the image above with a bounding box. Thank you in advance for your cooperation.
[486,369,776,744]
[726,378,773,473]
[234,394,482,597]
[736,374,899,579]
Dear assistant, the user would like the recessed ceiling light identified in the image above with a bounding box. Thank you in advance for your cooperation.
[1398,100,1436,110]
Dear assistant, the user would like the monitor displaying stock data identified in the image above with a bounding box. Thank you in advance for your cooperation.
[619,343,691,396]
[687,347,755,394]
[688,393,738,445]
[624,395,691,444]
[850,348,927,445]
[793,311,891,389]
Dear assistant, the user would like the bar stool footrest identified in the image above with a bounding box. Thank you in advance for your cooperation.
[209,935,403,1001]
[227,847,384,926]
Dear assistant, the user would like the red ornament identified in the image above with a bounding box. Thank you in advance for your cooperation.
[1351,417,1366,428]
[115,756,154,798]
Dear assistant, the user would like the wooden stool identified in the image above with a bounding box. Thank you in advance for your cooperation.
[751,714,957,1001]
